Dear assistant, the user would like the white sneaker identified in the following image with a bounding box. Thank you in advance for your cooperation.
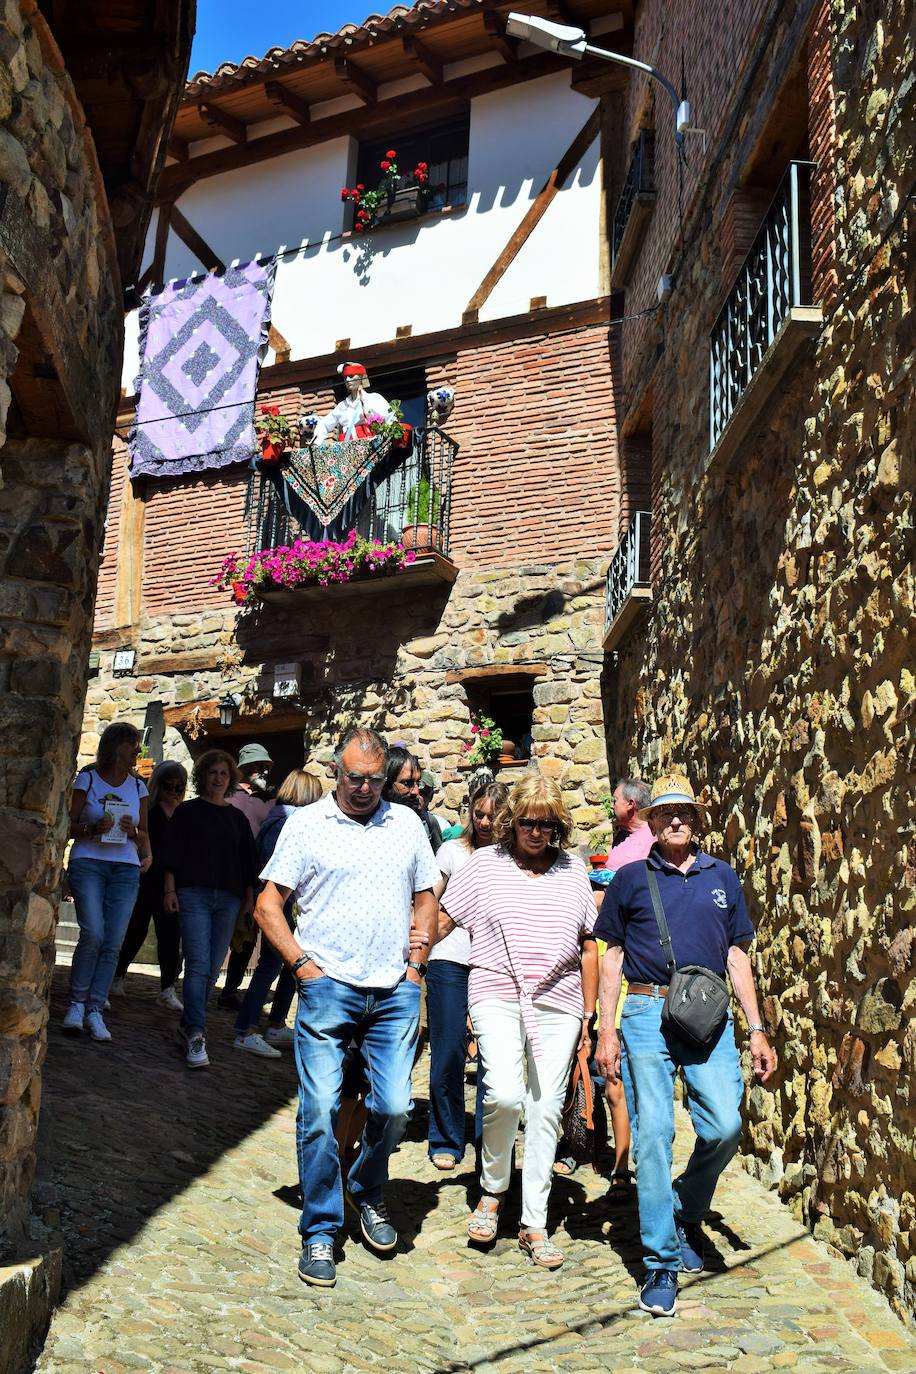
[157,985,184,1012]
[109,977,126,997]
[186,1034,209,1069]
[264,1025,295,1048]
[62,1002,85,1035]
[234,1032,282,1059]
[85,1010,112,1042]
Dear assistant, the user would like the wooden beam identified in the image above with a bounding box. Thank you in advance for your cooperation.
[402,35,443,86]
[265,80,311,125]
[483,9,518,64]
[268,323,291,363]
[169,204,226,273]
[198,103,248,144]
[168,134,189,161]
[114,461,145,628]
[334,58,378,105]
[136,201,174,293]
[160,53,567,199]
[545,1,589,30]
[465,106,601,316]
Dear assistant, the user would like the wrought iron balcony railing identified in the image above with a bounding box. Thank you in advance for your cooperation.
[611,130,655,284]
[709,161,815,451]
[245,426,456,564]
[603,511,652,650]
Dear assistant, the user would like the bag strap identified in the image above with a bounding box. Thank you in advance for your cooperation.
[577,1046,594,1129]
[645,862,677,977]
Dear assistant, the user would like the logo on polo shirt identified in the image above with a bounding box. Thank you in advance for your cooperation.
[711,888,727,909]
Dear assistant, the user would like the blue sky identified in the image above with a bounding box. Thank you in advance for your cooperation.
[189,1,411,75]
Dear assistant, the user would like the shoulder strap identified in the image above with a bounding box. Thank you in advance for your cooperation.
[645,862,677,976]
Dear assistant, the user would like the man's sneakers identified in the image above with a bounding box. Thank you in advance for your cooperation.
[298,1239,336,1288]
[85,1010,112,1042]
[62,1002,85,1035]
[265,1024,295,1048]
[675,1219,706,1273]
[185,1034,209,1069]
[639,1268,678,1316]
[234,1032,282,1059]
[346,1194,397,1253]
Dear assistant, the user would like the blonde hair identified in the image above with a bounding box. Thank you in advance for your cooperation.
[492,775,574,856]
[276,768,323,807]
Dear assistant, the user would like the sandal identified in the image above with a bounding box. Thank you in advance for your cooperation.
[467,1195,502,1245]
[431,1154,457,1171]
[518,1229,565,1270]
[607,1167,634,1202]
[552,1154,578,1177]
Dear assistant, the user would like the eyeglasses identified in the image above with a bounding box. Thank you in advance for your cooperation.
[395,778,421,791]
[160,782,185,794]
[516,817,556,832]
[652,805,698,823]
[343,770,387,787]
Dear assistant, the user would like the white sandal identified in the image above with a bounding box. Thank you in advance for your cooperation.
[467,1195,502,1245]
[519,1228,565,1269]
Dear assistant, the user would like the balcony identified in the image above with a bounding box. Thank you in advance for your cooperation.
[602,511,652,651]
[610,130,655,289]
[244,426,459,602]
[708,161,822,473]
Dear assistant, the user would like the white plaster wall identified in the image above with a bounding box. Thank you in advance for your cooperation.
[122,72,601,387]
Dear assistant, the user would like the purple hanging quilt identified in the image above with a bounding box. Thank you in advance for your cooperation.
[129,259,276,479]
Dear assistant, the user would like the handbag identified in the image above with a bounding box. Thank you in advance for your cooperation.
[644,864,730,1046]
[560,1046,596,1164]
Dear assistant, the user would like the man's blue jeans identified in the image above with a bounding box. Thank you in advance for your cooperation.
[177,887,240,1036]
[426,960,484,1162]
[619,992,743,1271]
[68,858,141,1012]
[293,973,420,1243]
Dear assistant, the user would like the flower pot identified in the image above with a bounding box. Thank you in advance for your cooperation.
[498,739,517,764]
[259,437,284,464]
[401,524,441,554]
[377,184,428,224]
[589,853,609,869]
[135,758,155,781]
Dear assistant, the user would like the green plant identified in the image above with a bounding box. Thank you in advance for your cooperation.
[405,475,442,526]
[586,825,612,852]
[461,713,503,766]
[369,399,411,446]
[254,405,295,446]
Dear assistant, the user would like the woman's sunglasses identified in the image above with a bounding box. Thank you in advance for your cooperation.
[516,817,556,832]
[160,781,186,794]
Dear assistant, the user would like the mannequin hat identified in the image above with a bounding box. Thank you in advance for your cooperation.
[338,361,367,378]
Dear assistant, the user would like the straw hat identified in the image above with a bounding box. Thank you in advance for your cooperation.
[640,773,710,819]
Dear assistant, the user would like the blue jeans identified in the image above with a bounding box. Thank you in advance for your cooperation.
[293,974,421,1243]
[234,940,296,1034]
[620,993,743,1271]
[68,859,141,1012]
[426,960,484,1161]
[178,887,241,1036]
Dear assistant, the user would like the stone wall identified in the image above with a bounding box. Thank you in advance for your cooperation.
[83,555,611,839]
[0,4,126,1261]
[607,0,916,1324]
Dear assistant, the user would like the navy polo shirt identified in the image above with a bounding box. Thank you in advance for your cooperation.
[592,847,754,985]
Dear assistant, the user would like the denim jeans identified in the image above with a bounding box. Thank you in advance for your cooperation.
[68,858,141,1012]
[426,960,485,1161]
[177,887,241,1036]
[293,973,421,1243]
[234,939,296,1035]
[619,992,743,1270]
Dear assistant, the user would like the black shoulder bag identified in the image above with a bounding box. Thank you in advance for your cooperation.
[644,863,730,1046]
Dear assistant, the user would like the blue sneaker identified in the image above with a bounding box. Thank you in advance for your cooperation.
[675,1219,705,1272]
[298,1239,336,1288]
[639,1269,678,1316]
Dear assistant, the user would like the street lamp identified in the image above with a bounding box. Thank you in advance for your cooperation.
[506,14,690,145]
[218,693,239,728]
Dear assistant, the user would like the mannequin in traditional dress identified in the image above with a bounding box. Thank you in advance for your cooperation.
[313,361,392,444]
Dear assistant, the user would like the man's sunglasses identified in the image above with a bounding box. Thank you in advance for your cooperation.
[517,817,556,832]
[342,770,386,787]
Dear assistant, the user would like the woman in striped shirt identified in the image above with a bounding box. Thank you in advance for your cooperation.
[438,776,598,1269]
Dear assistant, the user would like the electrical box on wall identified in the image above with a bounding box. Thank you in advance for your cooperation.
[273,662,302,699]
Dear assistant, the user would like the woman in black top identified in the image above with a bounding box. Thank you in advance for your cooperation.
[112,761,188,1007]
[163,749,259,1069]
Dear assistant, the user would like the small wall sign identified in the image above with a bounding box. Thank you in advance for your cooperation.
[112,649,136,676]
[273,662,302,699]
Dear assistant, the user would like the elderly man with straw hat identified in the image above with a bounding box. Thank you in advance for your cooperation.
[592,773,776,1318]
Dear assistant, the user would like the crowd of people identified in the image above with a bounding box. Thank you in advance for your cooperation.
[61,719,776,1316]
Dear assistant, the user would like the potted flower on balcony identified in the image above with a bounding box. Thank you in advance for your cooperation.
[401,475,442,552]
[369,399,412,450]
[461,713,503,768]
[341,150,432,232]
[254,405,295,464]
[135,745,155,782]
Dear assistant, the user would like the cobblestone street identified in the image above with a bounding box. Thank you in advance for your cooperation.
[32,967,916,1374]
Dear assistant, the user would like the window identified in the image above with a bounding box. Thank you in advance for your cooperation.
[463,672,539,761]
[356,117,469,213]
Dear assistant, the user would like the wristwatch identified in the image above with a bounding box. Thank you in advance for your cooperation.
[407,961,427,978]
[747,1022,765,1034]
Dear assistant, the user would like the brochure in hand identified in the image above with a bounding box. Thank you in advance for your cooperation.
[100,798,132,844]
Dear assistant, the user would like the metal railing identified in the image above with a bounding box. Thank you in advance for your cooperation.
[245,426,456,560]
[709,161,815,450]
[604,511,652,639]
[612,130,655,266]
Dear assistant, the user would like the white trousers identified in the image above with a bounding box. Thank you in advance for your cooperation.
[470,999,580,1229]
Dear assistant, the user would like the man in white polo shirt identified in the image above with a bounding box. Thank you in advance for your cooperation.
[254,726,440,1289]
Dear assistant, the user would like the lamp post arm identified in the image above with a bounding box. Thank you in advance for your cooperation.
[581,42,681,122]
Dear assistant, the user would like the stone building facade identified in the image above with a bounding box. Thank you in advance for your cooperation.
[603,0,915,1324]
[0,1,192,1363]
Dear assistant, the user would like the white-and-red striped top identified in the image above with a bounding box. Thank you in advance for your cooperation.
[440,846,596,1054]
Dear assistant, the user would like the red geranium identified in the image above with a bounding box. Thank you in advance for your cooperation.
[380,159,391,172]
[386,148,397,159]
[340,188,350,200]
